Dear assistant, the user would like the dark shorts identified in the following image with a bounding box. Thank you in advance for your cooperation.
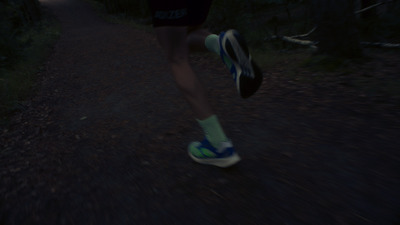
[148,0,213,27]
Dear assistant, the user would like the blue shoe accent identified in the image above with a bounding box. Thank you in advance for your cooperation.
[188,138,241,168]
[219,30,263,98]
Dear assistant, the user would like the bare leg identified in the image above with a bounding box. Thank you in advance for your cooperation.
[155,26,240,168]
[154,26,213,120]
[187,26,212,52]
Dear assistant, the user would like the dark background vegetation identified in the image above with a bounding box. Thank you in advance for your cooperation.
[1,0,59,122]
[1,0,41,70]
[92,0,400,49]
[2,0,400,66]
[1,0,399,121]
[0,1,399,224]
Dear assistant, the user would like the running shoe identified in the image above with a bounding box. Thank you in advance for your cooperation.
[219,29,263,98]
[188,138,241,168]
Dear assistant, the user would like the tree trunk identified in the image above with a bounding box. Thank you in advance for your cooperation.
[312,0,362,58]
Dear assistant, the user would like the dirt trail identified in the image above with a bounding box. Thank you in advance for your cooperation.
[1,0,399,224]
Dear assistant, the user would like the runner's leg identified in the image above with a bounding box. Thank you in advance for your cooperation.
[155,26,230,151]
[150,1,240,167]
[187,26,263,98]
[186,26,233,70]
[187,26,212,52]
[154,26,213,120]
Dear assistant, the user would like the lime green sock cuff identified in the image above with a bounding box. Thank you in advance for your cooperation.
[205,34,220,55]
[197,115,228,148]
[205,34,233,69]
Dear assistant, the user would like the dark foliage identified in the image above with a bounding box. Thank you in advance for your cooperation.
[0,0,41,68]
[358,1,400,42]
[312,0,362,57]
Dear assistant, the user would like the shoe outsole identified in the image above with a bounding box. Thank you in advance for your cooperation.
[188,152,241,168]
[221,30,263,98]
[188,140,241,168]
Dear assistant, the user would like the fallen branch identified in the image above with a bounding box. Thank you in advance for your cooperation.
[266,1,398,50]
[281,36,317,47]
[278,1,390,41]
[355,2,385,14]
[269,36,400,50]
[289,27,317,39]
[361,42,400,48]
[270,35,318,49]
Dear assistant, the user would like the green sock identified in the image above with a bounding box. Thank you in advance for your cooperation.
[205,34,233,69]
[205,34,220,54]
[197,115,228,148]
